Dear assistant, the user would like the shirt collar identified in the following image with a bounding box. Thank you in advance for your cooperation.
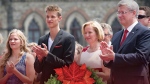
[108,41,111,46]
[125,21,138,32]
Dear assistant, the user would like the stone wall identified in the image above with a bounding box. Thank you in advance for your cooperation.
[0,0,144,54]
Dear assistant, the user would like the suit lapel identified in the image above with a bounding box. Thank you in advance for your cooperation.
[116,30,123,51]
[118,24,138,52]
[50,29,62,52]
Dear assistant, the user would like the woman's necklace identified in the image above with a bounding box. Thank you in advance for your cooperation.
[88,46,100,52]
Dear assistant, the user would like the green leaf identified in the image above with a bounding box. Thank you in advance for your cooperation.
[87,67,105,84]
[45,75,61,84]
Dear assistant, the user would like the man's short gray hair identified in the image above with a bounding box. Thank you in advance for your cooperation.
[100,23,113,35]
[118,0,139,17]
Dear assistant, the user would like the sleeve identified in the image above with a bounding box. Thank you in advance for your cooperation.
[113,30,150,67]
[34,57,46,73]
[103,61,113,69]
[34,38,44,73]
[45,35,75,67]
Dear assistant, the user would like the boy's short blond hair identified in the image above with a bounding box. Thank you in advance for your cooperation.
[45,5,62,16]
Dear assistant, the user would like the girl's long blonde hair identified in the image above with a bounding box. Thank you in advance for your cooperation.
[0,29,30,75]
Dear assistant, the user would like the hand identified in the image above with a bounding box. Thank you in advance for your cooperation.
[6,61,16,73]
[100,41,112,55]
[6,73,13,77]
[100,47,115,61]
[100,41,110,49]
[33,43,49,60]
[100,41,115,61]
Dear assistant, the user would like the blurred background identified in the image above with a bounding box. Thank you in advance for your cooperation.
[0,0,149,54]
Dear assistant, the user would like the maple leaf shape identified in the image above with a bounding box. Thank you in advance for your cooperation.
[62,66,72,80]
[54,62,95,84]
[63,62,86,81]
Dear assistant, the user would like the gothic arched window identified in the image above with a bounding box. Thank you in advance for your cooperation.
[28,19,40,43]
[70,18,83,44]
[111,18,122,34]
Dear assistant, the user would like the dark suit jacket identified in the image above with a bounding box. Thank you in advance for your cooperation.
[34,29,75,84]
[105,23,150,84]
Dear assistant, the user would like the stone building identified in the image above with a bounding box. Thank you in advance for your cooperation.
[0,0,149,54]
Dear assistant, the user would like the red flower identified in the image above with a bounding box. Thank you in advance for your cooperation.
[54,62,95,84]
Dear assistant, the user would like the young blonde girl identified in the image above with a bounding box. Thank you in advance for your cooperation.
[0,29,35,84]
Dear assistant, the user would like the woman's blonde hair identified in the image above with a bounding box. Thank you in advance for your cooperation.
[27,42,37,48]
[0,29,30,74]
[82,21,104,42]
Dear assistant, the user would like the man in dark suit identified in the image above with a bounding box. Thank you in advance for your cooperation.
[33,5,75,84]
[100,0,150,84]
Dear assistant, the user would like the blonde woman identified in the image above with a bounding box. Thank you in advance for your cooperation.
[0,29,35,84]
[80,21,110,83]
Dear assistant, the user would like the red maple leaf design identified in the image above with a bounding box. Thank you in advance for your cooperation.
[54,62,95,84]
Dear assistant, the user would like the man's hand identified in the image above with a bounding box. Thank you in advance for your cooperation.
[33,43,49,61]
[100,41,115,61]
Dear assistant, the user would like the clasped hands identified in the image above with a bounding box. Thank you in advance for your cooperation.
[32,43,49,61]
[100,41,115,61]
[6,61,16,76]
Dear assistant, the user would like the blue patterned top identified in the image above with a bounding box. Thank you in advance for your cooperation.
[4,54,26,84]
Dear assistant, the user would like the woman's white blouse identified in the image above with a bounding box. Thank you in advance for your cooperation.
[80,48,102,68]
